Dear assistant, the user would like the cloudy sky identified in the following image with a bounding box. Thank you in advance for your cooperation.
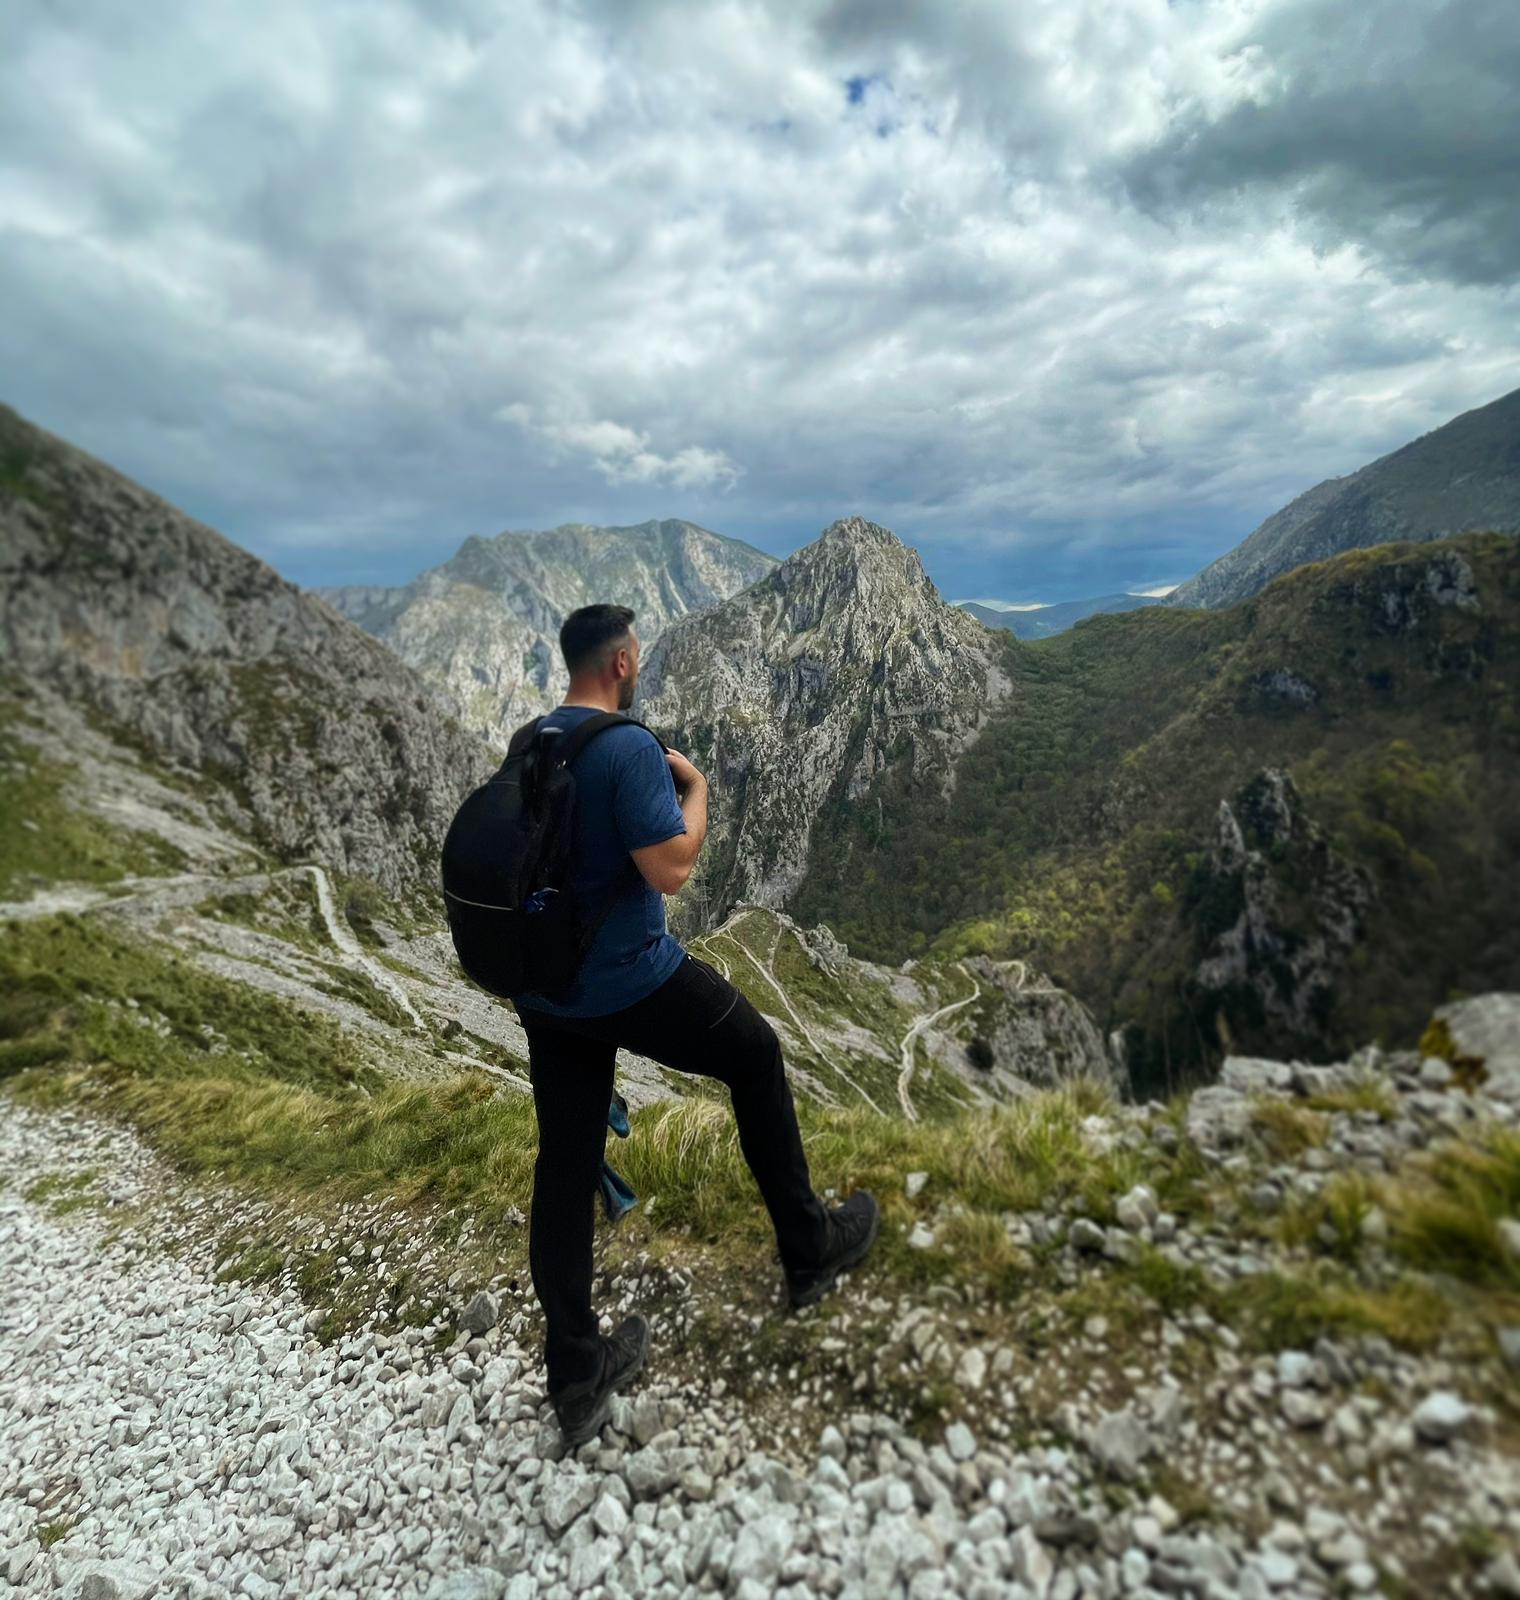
[3,0,1517,603]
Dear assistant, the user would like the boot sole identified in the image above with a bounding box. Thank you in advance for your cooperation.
[786,1204,881,1310]
[557,1320,651,1448]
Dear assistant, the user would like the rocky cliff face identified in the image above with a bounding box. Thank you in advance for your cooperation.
[1186,769,1373,1057]
[636,516,1013,926]
[1169,385,1520,609]
[316,519,777,750]
[0,404,493,904]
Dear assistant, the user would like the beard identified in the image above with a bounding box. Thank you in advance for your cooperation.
[617,671,637,711]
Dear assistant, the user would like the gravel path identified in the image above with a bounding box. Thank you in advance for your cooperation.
[299,863,427,1031]
[0,1103,1374,1600]
[7,1045,1520,1599]
[704,910,884,1116]
[896,966,980,1123]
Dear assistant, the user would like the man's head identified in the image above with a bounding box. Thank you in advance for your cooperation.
[560,603,640,709]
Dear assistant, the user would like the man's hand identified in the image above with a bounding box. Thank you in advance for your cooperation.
[664,747,705,798]
[633,747,710,895]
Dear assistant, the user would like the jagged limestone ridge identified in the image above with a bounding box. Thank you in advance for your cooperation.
[316,518,778,749]
[637,515,1013,926]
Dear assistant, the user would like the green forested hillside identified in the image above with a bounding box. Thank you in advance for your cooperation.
[792,532,1520,1094]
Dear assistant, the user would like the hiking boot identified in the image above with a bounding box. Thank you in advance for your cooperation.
[550,1315,650,1448]
[784,1191,880,1309]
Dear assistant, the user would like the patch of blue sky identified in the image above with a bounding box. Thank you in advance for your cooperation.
[843,72,901,137]
[844,73,880,105]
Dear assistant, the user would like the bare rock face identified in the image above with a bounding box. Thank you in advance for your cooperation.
[317,519,777,749]
[636,516,1012,927]
[959,955,1123,1093]
[1188,769,1372,1055]
[1425,993,1520,1101]
[1169,385,1520,609]
[0,404,492,902]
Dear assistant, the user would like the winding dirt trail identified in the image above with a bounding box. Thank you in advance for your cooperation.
[897,964,981,1123]
[298,864,426,1031]
[700,910,885,1115]
[0,863,428,1032]
[994,956,1064,997]
[0,871,210,923]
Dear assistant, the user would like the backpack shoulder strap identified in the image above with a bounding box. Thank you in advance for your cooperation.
[551,711,658,770]
[507,716,546,755]
[487,716,545,780]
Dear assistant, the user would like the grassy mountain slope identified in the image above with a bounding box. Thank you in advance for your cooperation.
[0,403,490,912]
[794,533,1520,1093]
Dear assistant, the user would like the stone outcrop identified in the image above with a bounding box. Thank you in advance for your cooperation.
[1170,385,1520,609]
[1188,769,1373,1056]
[317,519,776,749]
[1425,993,1520,1100]
[957,956,1122,1093]
[0,404,493,902]
[636,516,1012,926]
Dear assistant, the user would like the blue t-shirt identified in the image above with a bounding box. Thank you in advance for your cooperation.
[513,705,688,1017]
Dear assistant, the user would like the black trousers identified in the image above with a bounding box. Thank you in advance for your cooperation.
[514,951,832,1394]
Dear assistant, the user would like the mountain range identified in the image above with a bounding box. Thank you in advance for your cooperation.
[1169,384,1520,609]
[315,520,775,748]
[0,405,1111,1109]
[793,530,1519,1089]
[4,395,1517,1089]
[958,593,1164,639]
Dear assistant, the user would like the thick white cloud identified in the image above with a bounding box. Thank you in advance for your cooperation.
[1,0,1514,599]
[497,403,742,489]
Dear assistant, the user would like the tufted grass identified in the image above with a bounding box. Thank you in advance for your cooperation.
[1303,1079,1399,1120]
[1,900,1505,1362]
[0,712,189,898]
[1389,1130,1520,1290]
[1251,1099,1329,1159]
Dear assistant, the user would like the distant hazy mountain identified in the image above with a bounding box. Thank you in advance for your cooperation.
[0,404,490,904]
[960,593,1164,639]
[637,516,1012,924]
[1169,385,1520,609]
[316,520,777,748]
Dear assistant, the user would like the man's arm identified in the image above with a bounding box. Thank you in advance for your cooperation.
[631,749,707,895]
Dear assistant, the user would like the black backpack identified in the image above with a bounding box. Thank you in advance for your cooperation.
[440,711,655,1001]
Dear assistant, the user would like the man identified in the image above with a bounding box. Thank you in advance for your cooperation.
[511,603,880,1446]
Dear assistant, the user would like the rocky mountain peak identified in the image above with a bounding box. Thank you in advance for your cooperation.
[817,514,903,552]
[753,515,955,646]
[318,517,776,748]
[637,515,1013,924]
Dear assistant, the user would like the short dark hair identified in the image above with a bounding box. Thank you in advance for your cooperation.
[560,603,636,674]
